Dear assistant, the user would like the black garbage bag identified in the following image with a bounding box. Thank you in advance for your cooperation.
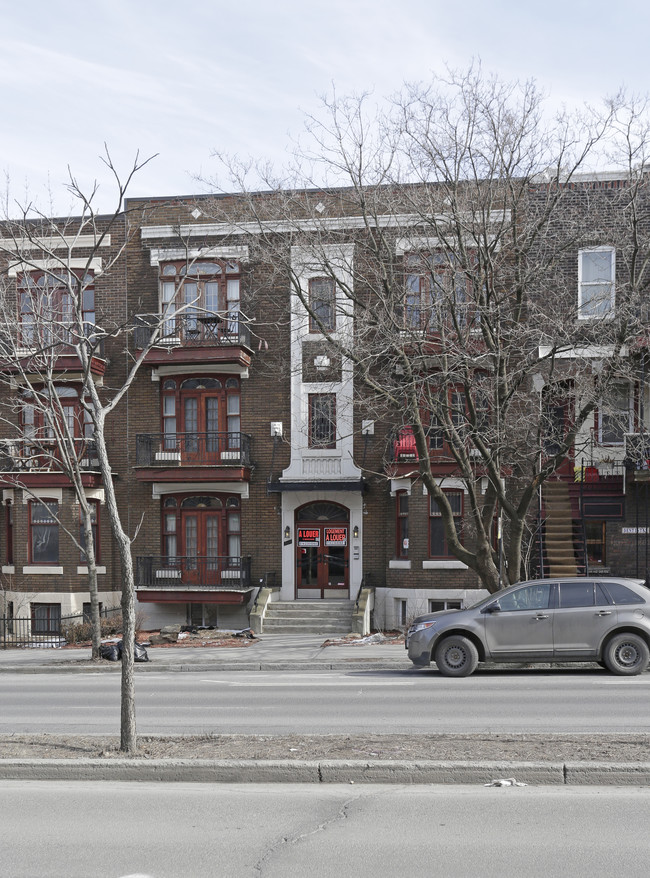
[100,643,120,662]
[115,640,150,662]
[134,641,149,663]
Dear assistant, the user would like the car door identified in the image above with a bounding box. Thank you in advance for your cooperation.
[482,582,554,658]
[552,580,616,657]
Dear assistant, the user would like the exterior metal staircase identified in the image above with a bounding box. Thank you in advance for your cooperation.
[542,480,584,576]
[261,600,355,634]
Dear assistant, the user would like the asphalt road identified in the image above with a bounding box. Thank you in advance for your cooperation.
[1,667,649,734]
[1,781,649,878]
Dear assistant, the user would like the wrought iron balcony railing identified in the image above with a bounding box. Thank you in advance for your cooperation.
[135,432,251,468]
[0,438,100,472]
[134,313,251,350]
[136,555,252,590]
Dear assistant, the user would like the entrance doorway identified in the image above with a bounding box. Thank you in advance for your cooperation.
[295,502,349,598]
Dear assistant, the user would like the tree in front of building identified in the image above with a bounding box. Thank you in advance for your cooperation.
[206,68,650,592]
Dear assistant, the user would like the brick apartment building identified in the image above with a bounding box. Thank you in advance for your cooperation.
[1,176,650,637]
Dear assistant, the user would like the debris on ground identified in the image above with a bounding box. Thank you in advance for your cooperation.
[322,632,404,647]
[484,778,528,787]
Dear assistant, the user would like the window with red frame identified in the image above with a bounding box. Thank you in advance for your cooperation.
[18,270,94,347]
[160,260,240,338]
[309,393,336,448]
[429,490,463,558]
[79,500,100,564]
[309,278,336,332]
[395,491,409,558]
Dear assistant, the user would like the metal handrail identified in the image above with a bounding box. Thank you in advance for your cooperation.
[135,432,251,467]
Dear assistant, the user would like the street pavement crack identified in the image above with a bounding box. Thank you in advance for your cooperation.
[253,793,362,876]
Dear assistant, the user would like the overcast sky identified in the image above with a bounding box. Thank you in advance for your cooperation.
[2,0,649,215]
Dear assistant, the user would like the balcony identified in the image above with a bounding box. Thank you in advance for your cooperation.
[0,327,106,378]
[135,555,253,604]
[134,313,253,369]
[134,432,251,484]
[0,438,103,487]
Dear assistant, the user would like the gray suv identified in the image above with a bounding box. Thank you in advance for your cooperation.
[406,578,650,677]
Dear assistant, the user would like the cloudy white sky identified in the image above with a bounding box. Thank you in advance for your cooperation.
[2,0,649,214]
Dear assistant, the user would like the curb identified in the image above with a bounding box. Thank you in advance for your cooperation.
[1,759,649,785]
[0,660,411,674]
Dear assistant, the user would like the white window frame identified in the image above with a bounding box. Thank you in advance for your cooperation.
[578,247,615,320]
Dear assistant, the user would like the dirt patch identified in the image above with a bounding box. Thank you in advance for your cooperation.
[1,732,648,762]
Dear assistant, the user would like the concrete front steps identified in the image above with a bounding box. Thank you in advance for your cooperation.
[262,600,355,635]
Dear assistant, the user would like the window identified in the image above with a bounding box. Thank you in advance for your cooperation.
[309,278,336,332]
[159,260,240,340]
[598,382,632,445]
[18,270,94,347]
[82,602,103,622]
[578,248,615,319]
[429,490,463,558]
[497,583,550,612]
[5,503,13,565]
[79,501,99,563]
[429,599,462,612]
[585,521,606,568]
[29,500,59,564]
[162,497,178,561]
[161,376,241,455]
[396,491,409,558]
[558,582,595,608]
[602,581,646,605]
[309,393,336,448]
[20,386,93,465]
[31,602,61,635]
[396,598,408,627]
[404,252,472,331]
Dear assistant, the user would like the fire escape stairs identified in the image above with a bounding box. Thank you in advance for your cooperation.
[542,480,583,577]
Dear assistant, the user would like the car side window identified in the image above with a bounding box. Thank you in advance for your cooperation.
[601,582,646,605]
[498,584,551,612]
[595,584,613,606]
[558,582,595,609]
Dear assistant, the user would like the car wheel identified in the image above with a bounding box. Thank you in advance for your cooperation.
[603,633,650,676]
[434,636,479,677]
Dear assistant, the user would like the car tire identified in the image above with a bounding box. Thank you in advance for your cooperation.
[603,633,650,676]
[434,636,479,677]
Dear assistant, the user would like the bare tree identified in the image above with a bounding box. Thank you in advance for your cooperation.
[0,150,160,751]
[205,68,650,592]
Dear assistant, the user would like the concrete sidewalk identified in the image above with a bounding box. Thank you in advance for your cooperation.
[0,633,411,673]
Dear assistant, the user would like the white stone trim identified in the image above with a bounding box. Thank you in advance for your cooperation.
[77,566,106,575]
[422,560,469,570]
[389,559,412,569]
[22,566,64,575]
[2,566,15,574]
[152,482,249,499]
[7,257,103,278]
[0,235,110,251]
[147,245,249,266]
[390,478,412,496]
[21,487,63,504]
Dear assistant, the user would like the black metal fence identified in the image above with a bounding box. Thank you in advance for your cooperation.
[1,606,121,649]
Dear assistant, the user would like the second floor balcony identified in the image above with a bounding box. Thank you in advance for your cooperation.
[135,555,253,604]
[135,432,252,483]
[0,437,102,487]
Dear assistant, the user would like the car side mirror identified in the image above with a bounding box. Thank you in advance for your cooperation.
[483,602,501,614]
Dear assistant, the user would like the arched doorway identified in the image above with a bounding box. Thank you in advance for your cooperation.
[295,502,349,598]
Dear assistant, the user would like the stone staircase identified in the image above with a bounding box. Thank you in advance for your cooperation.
[261,600,355,634]
[542,480,580,576]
